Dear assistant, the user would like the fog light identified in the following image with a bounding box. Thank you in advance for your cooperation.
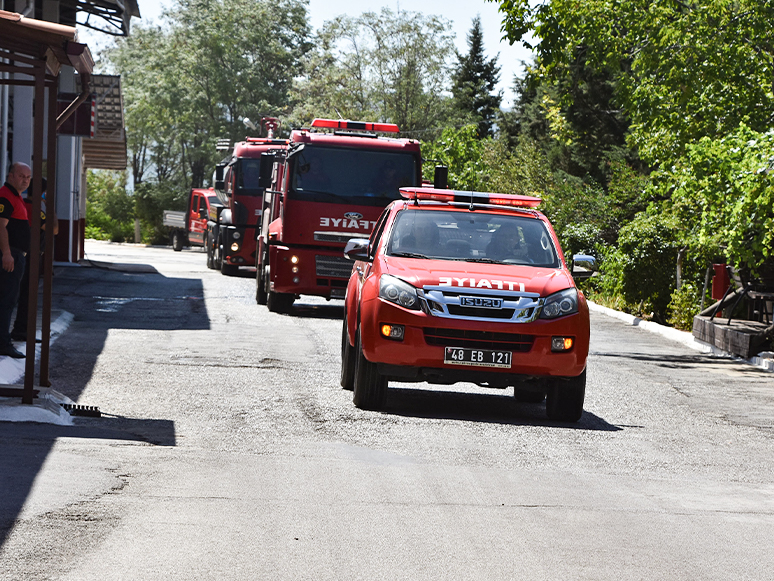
[292,266,299,273]
[380,324,404,341]
[551,337,574,352]
[291,255,299,264]
[231,242,240,252]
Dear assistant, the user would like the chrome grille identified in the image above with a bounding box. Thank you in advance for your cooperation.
[420,285,542,323]
[315,255,354,278]
[314,231,360,243]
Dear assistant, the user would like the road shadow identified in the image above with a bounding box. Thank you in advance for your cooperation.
[594,351,774,374]
[381,385,621,431]
[0,417,175,546]
[0,263,193,548]
[284,301,345,320]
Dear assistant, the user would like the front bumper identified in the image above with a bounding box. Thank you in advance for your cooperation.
[359,295,589,383]
[270,244,354,299]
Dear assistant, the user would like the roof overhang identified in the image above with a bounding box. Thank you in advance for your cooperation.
[61,0,140,37]
[0,10,94,76]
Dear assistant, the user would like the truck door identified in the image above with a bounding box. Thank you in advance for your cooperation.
[189,193,206,244]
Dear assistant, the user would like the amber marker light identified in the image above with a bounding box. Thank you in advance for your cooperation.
[551,337,574,352]
[380,324,405,341]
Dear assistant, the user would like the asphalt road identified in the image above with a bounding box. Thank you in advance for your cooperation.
[1,241,773,580]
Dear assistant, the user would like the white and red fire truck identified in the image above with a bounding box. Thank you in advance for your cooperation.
[207,118,287,275]
[255,118,430,312]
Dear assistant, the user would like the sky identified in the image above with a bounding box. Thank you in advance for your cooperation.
[79,0,533,108]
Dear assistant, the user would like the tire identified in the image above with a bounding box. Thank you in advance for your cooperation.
[255,267,268,305]
[172,231,184,251]
[221,261,238,276]
[340,312,355,390]
[206,233,215,269]
[545,369,586,422]
[213,234,223,270]
[267,290,294,313]
[514,387,545,403]
[352,326,387,410]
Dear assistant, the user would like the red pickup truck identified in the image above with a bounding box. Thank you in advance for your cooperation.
[163,188,221,251]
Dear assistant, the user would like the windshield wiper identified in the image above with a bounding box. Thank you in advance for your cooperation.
[391,251,429,259]
[464,257,502,264]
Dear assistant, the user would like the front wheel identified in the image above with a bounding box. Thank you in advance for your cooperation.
[172,231,184,251]
[340,312,355,390]
[213,234,223,270]
[545,369,586,423]
[255,267,267,305]
[206,233,215,269]
[352,326,387,410]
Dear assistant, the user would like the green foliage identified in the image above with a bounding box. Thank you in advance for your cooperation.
[667,282,701,332]
[290,8,456,135]
[107,0,310,189]
[451,16,502,138]
[134,182,187,245]
[597,208,682,321]
[421,125,487,190]
[86,170,134,242]
[672,125,774,275]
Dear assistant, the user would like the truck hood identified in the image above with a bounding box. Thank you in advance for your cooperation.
[382,256,574,297]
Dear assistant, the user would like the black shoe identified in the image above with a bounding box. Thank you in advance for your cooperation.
[0,344,25,358]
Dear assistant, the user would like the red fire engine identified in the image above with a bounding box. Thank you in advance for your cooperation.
[207,118,287,275]
[255,118,427,312]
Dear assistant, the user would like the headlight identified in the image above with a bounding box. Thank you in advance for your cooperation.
[540,288,578,319]
[379,275,421,310]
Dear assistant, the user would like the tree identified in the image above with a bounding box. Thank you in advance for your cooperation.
[290,8,456,136]
[451,16,502,138]
[107,0,310,190]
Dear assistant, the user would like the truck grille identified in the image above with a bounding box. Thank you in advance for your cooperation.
[420,286,542,323]
[314,231,360,243]
[423,328,534,352]
[315,255,355,278]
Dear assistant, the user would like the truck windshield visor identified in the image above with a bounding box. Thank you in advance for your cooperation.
[387,209,560,267]
[290,146,418,206]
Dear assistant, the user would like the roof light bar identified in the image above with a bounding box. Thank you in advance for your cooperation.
[311,118,400,133]
[399,187,542,208]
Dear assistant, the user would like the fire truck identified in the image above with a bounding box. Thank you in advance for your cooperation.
[255,118,430,312]
[207,118,287,275]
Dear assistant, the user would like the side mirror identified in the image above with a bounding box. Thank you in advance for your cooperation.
[199,207,208,219]
[258,153,275,189]
[344,238,371,262]
[433,165,448,190]
[214,164,226,191]
[572,254,597,281]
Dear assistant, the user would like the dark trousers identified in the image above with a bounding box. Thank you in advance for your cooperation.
[12,253,31,336]
[0,249,26,346]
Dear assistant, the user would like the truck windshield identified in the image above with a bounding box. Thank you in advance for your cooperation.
[236,158,263,195]
[290,146,418,206]
[387,209,560,267]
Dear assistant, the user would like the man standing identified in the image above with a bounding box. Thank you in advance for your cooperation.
[0,162,32,358]
[12,177,57,342]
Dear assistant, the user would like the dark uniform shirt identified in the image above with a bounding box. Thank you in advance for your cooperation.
[0,182,31,253]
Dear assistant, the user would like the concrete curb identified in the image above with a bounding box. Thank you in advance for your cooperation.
[588,301,774,372]
[0,388,74,425]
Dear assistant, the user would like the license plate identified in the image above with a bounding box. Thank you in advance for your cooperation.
[444,347,512,368]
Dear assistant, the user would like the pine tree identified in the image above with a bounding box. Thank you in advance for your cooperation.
[451,16,502,138]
